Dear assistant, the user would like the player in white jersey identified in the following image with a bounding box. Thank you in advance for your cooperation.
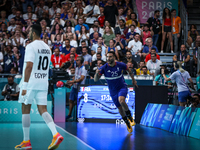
[15,24,64,150]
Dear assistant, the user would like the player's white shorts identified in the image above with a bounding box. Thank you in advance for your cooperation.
[18,89,48,105]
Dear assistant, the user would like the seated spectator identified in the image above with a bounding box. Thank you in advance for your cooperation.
[51,13,65,27]
[62,39,73,56]
[98,10,105,28]
[68,12,77,27]
[35,0,49,19]
[126,61,136,75]
[173,44,190,72]
[154,65,172,88]
[52,34,63,51]
[128,20,141,35]
[136,61,150,75]
[90,54,106,78]
[11,29,25,47]
[4,45,14,73]
[75,17,89,35]
[126,12,140,28]
[146,53,162,76]
[106,39,119,60]
[68,33,78,48]
[13,10,26,26]
[50,23,64,42]
[75,8,85,20]
[61,5,69,21]
[126,25,136,44]
[91,37,106,55]
[77,40,91,55]
[90,31,99,46]
[1,75,19,101]
[8,6,17,21]
[51,48,65,68]
[103,25,115,47]
[145,48,160,63]
[37,12,51,27]
[82,46,92,65]
[122,51,138,69]
[10,67,22,78]
[117,7,126,23]
[89,21,104,35]
[0,10,9,26]
[92,46,106,62]
[104,20,115,33]
[115,19,128,40]
[114,32,126,57]
[23,5,37,21]
[90,25,102,39]
[63,26,76,41]
[127,33,142,56]
[141,66,149,75]
[141,24,154,45]
[65,47,78,62]
[187,24,199,47]
[49,1,61,20]
[142,38,158,58]
[64,54,76,70]
[78,25,90,46]
[7,18,16,32]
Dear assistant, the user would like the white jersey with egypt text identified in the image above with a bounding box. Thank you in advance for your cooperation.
[19,40,52,90]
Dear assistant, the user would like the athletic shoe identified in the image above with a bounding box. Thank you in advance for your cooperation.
[160,50,163,53]
[15,140,32,150]
[128,117,136,126]
[171,50,174,53]
[124,120,133,133]
[65,115,72,120]
[48,132,64,150]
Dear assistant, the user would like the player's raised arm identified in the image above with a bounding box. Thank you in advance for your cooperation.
[94,68,102,82]
[127,68,138,87]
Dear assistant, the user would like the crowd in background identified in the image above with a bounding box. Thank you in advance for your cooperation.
[0,0,200,101]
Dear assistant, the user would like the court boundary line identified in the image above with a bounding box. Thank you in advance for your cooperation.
[55,125,96,150]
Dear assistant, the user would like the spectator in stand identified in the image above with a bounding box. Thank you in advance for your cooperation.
[146,10,161,46]
[52,34,63,51]
[98,9,105,28]
[140,24,154,45]
[141,66,149,75]
[7,18,16,32]
[106,39,119,60]
[78,25,90,46]
[35,0,49,18]
[10,67,21,78]
[68,33,78,48]
[74,0,85,17]
[114,32,126,56]
[68,12,77,27]
[65,47,78,62]
[75,8,85,20]
[11,29,25,47]
[92,46,106,62]
[126,25,136,44]
[82,46,92,65]
[117,7,126,23]
[8,6,17,21]
[187,24,199,47]
[64,54,76,71]
[50,22,64,42]
[126,12,140,28]
[36,12,51,27]
[51,47,65,68]
[83,0,100,28]
[1,75,19,101]
[61,5,69,21]
[21,0,34,13]
[63,25,76,41]
[49,1,61,20]
[122,51,138,69]
[50,13,65,27]
[127,33,142,56]
[115,19,128,40]
[62,39,73,56]
[125,9,133,21]
[90,59,105,78]
[103,26,115,47]
[145,48,160,63]
[76,40,91,55]
[161,7,173,53]
[14,11,26,26]
[142,38,158,58]
[90,25,102,39]
[146,53,162,76]
[23,5,37,21]
[0,11,9,26]
[104,0,118,28]
[170,9,181,53]
[89,20,104,35]
[173,44,190,73]
[90,31,99,46]
[75,17,89,35]
[4,45,14,73]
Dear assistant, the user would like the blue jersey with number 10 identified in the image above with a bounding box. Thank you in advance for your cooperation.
[99,62,128,95]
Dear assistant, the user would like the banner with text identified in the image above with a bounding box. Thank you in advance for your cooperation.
[136,0,178,24]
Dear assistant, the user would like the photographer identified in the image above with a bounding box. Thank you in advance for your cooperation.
[187,94,200,108]
[162,61,195,106]
[1,75,19,101]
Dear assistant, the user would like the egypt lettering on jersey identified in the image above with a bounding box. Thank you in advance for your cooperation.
[35,73,47,79]
[38,49,51,54]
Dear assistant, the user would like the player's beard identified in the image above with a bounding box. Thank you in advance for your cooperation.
[29,32,33,41]
[108,59,114,65]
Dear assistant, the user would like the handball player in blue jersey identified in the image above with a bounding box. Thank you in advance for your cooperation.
[94,51,137,133]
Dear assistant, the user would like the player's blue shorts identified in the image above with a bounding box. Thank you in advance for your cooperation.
[111,87,128,108]
[69,87,78,101]
[178,91,191,102]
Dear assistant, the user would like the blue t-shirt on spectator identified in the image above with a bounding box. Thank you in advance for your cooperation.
[61,13,68,20]
[90,32,102,39]
[53,42,63,51]
[126,32,136,40]
[143,45,158,53]
[62,46,73,55]
[40,33,50,39]
[75,24,89,32]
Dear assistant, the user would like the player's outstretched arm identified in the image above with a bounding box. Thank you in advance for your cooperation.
[94,69,101,82]
[127,68,138,88]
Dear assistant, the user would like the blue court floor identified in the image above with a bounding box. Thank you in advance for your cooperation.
[0,122,200,150]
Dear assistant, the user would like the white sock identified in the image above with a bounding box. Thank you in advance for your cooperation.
[22,114,30,141]
[42,112,57,136]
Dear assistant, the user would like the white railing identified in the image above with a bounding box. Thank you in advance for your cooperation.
[180,0,188,45]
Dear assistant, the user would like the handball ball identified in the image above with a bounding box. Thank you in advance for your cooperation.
[56,81,64,87]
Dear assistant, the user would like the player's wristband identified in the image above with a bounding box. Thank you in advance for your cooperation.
[22,82,28,90]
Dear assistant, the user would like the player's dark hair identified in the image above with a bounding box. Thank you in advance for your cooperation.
[151,48,156,51]
[135,33,139,36]
[193,94,200,100]
[31,24,42,37]
[171,9,176,13]
[142,66,147,69]
[154,10,160,14]
[107,51,116,59]
[130,24,136,28]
